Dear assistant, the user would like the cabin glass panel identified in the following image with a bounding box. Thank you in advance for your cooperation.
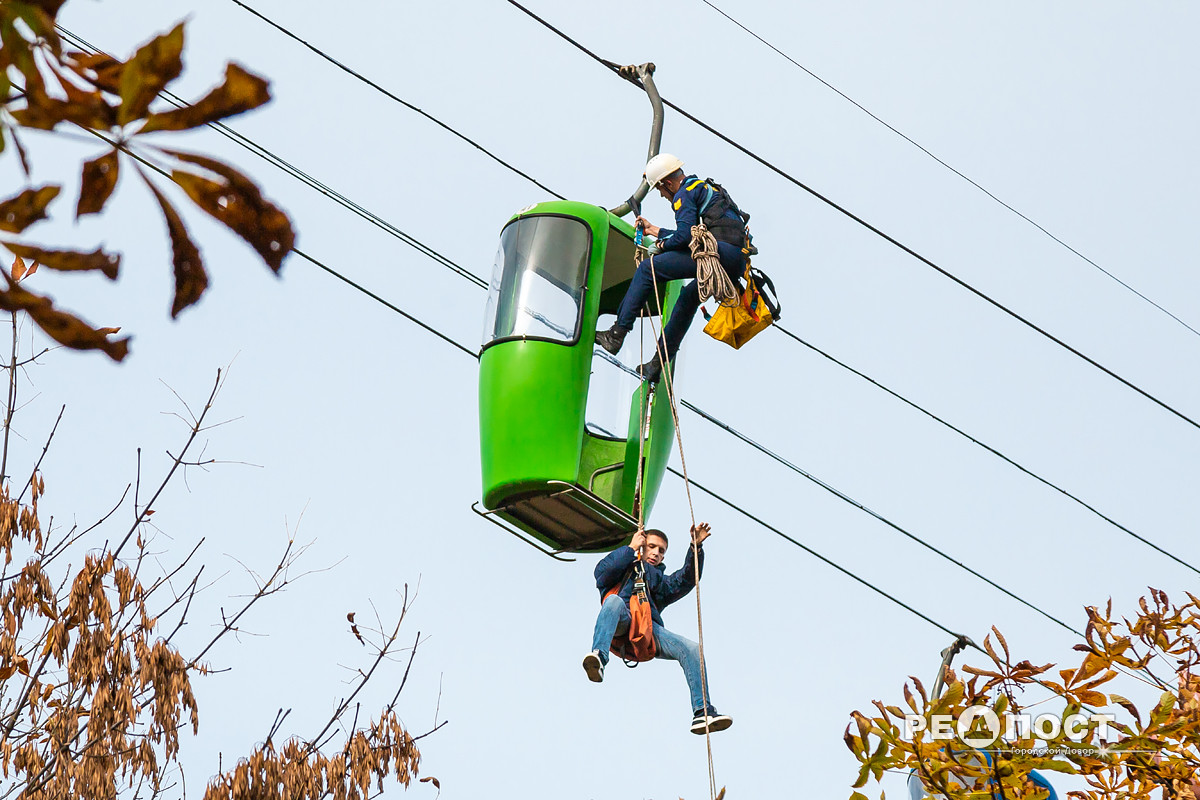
[483,215,590,346]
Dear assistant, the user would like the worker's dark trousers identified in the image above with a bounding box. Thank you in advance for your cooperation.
[615,244,745,362]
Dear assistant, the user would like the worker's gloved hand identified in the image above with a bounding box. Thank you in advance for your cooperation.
[691,522,711,546]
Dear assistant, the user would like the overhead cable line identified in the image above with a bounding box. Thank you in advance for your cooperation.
[55,26,491,294]
[67,8,1189,580]
[286,245,1175,686]
[206,2,1200,434]
[280,246,1163,683]
[78,111,1054,646]
[504,0,1200,435]
[58,21,1172,690]
[666,466,968,642]
[48,76,482,361]
[309,246,1085,642]
[58,17,1190,582]
[190,114,490,290]
[699,0,1200,341]
[223,0,567,202]
[678,400,1085,637]
[773,326,1200,578]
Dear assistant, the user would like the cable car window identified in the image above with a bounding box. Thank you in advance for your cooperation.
[586,320,686,440]
[585,321,646,440]
[483,215,591,346]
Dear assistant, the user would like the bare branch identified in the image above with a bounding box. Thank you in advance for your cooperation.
[115,369,224,558]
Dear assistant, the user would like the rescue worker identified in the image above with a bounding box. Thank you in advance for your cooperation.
[595,153,748,383]
[582,522,733,735]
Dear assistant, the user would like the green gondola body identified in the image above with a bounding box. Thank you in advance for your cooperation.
[478,200,682,554]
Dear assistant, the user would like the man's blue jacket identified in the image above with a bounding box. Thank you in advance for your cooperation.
[656,174,744,253]
[594,543,704,627]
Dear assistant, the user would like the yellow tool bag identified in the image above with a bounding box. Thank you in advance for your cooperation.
[702,264,781,349]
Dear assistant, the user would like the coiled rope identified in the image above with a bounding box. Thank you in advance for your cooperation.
[690,224,738,307]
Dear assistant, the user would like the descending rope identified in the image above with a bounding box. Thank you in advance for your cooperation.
[638,245,718,799]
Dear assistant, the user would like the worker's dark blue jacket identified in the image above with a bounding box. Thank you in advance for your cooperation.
[656,174,744,252]
[594,543,704,626]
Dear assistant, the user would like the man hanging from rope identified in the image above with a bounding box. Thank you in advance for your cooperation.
[582,522,734,735]
[595,153,749,383]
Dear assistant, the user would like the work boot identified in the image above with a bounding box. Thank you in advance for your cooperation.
[594,324,629,355]
[638,352,663,384]
[582,650,605,683]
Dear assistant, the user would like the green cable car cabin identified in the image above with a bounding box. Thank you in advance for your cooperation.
[476,200,683,558]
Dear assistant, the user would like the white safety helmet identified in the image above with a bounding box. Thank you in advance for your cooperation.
[643,153,684,187]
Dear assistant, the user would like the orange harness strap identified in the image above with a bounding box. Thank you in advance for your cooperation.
[602,560,657,662]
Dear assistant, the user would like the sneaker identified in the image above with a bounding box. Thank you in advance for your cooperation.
[690,710,733,735]
[638,352,662,384]
[582,650,605,683]
[595,325,629,355]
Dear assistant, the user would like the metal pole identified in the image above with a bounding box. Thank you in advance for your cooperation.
[610,63,663,217]
[931,634,975,700]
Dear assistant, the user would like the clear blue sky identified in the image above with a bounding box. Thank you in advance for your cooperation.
[5,1,1198,797]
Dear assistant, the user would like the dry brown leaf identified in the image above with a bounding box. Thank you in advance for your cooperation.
[0,280,129,361]
[420,776,440,789]
[140,63,270,133]
[117,23,185,125]
[24,0,67,19]
[142,176,206,317]
[77,149,120,217]
[67,51,125,95]
[11,81,118,131]
[2,242,119,280]
[168,152,293,272]
[0,185,61,233]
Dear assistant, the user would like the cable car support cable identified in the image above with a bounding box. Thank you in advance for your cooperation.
[189,5,1200,432]
[141,45,1198,579]
[59,23,1199,587]
[504,0,1200,435]
[699,0,1200,342]
[223,0,567,202]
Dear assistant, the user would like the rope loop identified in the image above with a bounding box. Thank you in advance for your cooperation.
[691,224,738,307]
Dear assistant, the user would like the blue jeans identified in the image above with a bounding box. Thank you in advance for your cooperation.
[614,244,745,362]
[590,594,716,714]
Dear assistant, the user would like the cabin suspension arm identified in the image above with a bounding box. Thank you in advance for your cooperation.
[610,63,663,218]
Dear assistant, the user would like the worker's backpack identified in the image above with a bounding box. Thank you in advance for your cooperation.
[696,178,757,255]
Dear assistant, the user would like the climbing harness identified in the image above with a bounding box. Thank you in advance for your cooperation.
[602,557,657,663]
[691,177,754,252]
